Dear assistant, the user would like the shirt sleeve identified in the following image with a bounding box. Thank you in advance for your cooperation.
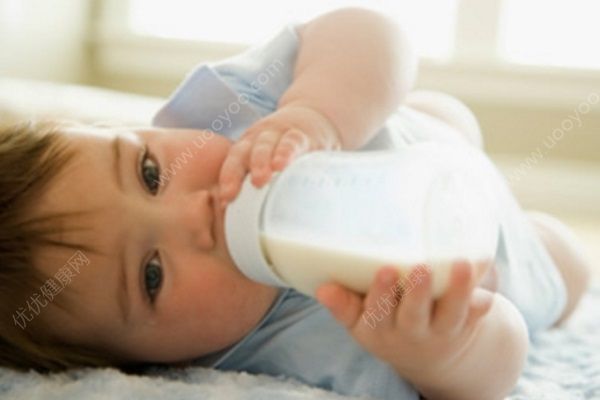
[152,23,301,140]
[210,23,300,118]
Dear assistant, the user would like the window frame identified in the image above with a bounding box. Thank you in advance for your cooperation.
[91,0,600,108]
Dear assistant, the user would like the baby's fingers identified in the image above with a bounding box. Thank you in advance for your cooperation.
[395,265,433,338]
[361,267,400,330]
[272,128,310,171]
[316,283,363,331]
[430,261,474,336]
[218,138,253,207]
[249,130,280,187]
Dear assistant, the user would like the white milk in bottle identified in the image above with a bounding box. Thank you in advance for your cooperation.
[225,142,500,298]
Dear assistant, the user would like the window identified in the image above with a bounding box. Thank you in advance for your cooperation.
[96,0,600,106]
[128,0,458,61]
[127,0,600,70]
[499,0,600,70]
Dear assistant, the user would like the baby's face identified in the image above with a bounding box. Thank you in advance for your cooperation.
[34,124,279,364]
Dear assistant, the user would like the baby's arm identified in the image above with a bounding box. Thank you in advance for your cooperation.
[316,262,529,400]
[218,7,416,205]
[279,7,416,150]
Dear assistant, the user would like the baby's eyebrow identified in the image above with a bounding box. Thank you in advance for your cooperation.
[112,136,124,192]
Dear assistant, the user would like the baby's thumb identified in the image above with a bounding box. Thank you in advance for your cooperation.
[316,283,363,330]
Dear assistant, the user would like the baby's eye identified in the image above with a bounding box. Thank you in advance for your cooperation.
[144,253,163,304]
[140,147,161,194]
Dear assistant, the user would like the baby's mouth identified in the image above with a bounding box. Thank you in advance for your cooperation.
[209,192,216,245]
[210,189,221,246]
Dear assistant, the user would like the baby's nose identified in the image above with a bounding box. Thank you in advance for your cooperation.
[178,189,215,250]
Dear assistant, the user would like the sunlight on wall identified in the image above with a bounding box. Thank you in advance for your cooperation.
[128,0,458,60]
[499,0,600,69]
[0,0,89,82]
[0,0,24,29]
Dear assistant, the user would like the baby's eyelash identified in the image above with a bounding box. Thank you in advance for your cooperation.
[144,251,163,305]
[139,145,161,194]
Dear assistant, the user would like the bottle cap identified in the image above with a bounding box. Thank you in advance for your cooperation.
[224,175,288,288]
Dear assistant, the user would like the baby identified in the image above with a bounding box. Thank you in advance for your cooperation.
[0,8,592,400]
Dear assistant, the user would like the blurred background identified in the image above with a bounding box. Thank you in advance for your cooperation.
[0,0,598,279]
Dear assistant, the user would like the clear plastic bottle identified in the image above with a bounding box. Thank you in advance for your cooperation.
[224,142,500,298]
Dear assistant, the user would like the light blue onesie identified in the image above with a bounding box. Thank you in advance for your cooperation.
[153,23,568,400]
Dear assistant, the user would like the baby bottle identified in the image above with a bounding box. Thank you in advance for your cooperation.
[224,142,500,298]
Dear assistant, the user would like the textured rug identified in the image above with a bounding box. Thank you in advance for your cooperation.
[1,286,598,400]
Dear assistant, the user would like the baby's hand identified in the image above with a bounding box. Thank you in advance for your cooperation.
[315,261,495,382]
[218,104,341,208]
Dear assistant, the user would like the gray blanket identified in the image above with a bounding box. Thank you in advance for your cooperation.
[1,286,598,400]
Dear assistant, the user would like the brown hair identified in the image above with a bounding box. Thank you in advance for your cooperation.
[0,120,149,374]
